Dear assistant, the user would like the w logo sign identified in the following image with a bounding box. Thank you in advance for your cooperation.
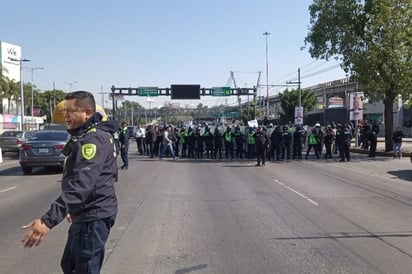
[7,48,17,56]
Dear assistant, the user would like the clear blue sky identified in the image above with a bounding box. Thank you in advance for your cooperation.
[1,0,347,108]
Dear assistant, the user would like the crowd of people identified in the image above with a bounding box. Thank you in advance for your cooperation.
[115,119,406,166]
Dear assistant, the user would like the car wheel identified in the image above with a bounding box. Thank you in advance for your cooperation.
[22,166,32,175]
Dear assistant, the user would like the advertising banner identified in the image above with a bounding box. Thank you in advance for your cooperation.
[349,92,364,121]
[294,106,304,125]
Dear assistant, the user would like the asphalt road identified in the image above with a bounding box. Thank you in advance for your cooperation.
[1,148,412,274]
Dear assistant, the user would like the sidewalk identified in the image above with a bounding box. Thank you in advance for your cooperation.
[351,137,412,157]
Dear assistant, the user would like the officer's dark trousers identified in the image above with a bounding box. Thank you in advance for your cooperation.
[61,215,116,274]
[324,142,332,158]
[340,143,350,161]
[121,145,128,167]
[136,137,143,155]
[247,144,255,159]
[369,141,377,157]
[256,147,266,165]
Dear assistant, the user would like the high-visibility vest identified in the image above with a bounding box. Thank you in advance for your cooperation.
[224,132,232,142]
[248,133,255,144]
[308,133,317,145]
[180,132,186,143]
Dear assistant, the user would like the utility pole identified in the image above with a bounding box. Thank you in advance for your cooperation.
[30,67,44,117]
[111,85,116,120]
[263,31,271,119]
[286,68,302,125]
[8,57,30,130]
[298,68,301,107]
[53,81,56,111]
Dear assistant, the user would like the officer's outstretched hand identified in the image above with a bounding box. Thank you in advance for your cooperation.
[21,219,50,248]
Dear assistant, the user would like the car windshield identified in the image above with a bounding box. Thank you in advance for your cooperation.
[30,131,69,141]
[1,131,23,137]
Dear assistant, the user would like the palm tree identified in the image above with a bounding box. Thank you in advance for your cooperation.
[0,65,10,114]
[6,80,19,115]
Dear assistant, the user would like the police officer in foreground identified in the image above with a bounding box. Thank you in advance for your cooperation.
[21,91,119,274]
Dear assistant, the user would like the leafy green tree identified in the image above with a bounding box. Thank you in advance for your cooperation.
[23,82,34,115]
[118,100,144,124]
[279,88,314,124]
[240,106,260,125]
[305,0,412,151]
[7,80,19,115]
[37,89,66,121]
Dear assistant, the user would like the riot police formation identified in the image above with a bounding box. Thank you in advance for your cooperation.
[133,122,389,165]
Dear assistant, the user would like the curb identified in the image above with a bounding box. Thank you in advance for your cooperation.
[350,148,411,158]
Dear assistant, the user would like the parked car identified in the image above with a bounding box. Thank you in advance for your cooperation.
[127,126,136,139]
[19,130,70,174]
[0,130,37,154]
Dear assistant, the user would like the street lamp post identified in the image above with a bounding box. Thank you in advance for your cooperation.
[9,57,31,130]
[30,67,45,116]
[263,31,271,118]
[286,68,302,125]
[64,80,78,92]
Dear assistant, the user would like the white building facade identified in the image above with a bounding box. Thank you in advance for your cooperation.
[1,41,22,114]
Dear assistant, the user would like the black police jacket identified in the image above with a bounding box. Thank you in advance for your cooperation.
[41,113,119,228]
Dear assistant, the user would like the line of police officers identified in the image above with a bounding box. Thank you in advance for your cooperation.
[137,122,356,163]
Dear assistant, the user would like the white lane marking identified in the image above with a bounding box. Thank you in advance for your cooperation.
[273,179,319,206]
[0,186,16,193]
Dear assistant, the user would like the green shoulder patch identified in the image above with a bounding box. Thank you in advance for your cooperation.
[81,143,97,160]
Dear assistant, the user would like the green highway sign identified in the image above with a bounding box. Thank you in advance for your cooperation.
[138,87,159,96]
[225,111,240,118]
[211,86,231,96]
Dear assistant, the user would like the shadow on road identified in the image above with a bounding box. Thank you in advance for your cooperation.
[175,264,208,274]
[387,170,412,182]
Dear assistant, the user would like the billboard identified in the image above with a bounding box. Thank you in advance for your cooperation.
[328,96,344,108]
[349,92,364,121]
[0,41,22,82]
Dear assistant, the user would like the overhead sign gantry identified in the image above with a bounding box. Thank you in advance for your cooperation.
[110,84,257,118]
